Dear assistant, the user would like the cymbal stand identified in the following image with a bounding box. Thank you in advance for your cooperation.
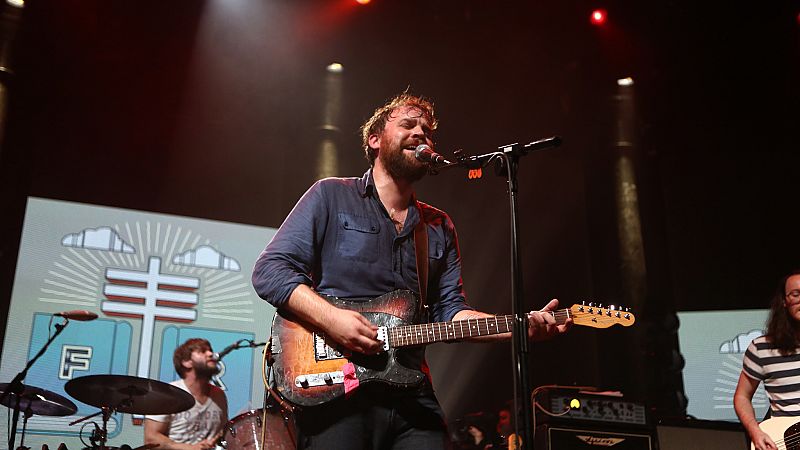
[69,398,131,450]
[15,407,32,450]
[2,318,70,450]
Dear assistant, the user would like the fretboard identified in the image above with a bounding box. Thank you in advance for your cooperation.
[387,309,572,348]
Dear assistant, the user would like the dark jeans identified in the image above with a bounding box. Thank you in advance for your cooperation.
[295,384,450,450]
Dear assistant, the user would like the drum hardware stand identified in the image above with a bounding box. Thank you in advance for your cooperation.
[14,407,33,450]
[69,398,132,450]
[2,317,71,450]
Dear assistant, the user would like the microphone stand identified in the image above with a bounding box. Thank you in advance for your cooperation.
[2,317,70,450]
[431,136,561,450]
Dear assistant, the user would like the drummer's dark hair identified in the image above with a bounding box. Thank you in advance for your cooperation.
[173,338,212,378]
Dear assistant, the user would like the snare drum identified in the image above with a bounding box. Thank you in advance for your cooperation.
[222,405,296,450]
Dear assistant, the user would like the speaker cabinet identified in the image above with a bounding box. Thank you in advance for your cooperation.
[656,419,748,450]
[535,425,653,450]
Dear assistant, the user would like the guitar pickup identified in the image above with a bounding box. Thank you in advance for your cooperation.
[295,371,345,388]
[377,326,389,351]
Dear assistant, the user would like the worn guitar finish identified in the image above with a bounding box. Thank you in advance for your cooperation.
[270,290,635,407]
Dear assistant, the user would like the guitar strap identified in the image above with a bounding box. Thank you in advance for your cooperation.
[413,200,428,320]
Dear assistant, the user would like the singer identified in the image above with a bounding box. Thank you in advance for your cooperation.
[252,92,571,450]
[144,338,228,450]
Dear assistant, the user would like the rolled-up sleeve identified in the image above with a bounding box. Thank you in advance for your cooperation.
[252,181,327,308]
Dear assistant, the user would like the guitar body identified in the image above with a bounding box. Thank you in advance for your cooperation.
[271,290,425,407]
[754,416,800,450]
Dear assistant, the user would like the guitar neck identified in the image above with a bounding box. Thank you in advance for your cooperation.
[388,309,572,348]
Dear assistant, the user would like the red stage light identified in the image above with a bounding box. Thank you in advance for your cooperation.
[590,9,607,25]
[356,0,371,4]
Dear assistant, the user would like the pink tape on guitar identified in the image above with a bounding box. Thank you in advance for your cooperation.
[342,362,359,394]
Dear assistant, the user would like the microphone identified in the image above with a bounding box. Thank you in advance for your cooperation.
[54,310,98,321]
[214,339,245,362]
[414,145,451,165]
[521,136,562,152]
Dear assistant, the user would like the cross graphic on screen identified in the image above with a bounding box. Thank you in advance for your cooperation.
[102,256,199,380]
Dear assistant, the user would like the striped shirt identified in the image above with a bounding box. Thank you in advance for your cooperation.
[743,335,800,416]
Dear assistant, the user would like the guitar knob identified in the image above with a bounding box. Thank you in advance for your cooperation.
[323,373,333,385]
[298,376,309,388]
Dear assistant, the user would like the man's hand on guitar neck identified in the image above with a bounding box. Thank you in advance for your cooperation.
[284,285,383,355]
[528,299,572,341]
[452,298,572,342]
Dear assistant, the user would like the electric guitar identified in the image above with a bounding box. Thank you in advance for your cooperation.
[270,290,635,407]
[753,417,800,450]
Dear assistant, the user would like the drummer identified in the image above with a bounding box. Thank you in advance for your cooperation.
[145,338,228,450]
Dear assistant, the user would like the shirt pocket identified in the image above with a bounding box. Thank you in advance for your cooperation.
[336,212,382,263]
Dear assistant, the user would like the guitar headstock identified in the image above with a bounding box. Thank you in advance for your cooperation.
[568,303,636,329]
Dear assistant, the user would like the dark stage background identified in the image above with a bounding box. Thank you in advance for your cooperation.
[1,0,799,426]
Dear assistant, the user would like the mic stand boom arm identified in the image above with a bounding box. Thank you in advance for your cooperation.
[432,136,562,450]
[2,318,70,450]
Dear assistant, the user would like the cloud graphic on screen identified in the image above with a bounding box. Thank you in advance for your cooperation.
[172,245,241,271]
[719,329,763,353]
[62,226,136,253]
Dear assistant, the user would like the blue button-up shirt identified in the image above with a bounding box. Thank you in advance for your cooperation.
[252,169,473,323]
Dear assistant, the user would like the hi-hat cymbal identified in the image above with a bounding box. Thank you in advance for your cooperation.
[0,383,78,416]
[65,375,194,415]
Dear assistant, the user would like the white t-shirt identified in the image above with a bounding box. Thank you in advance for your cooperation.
[146,379,228,444]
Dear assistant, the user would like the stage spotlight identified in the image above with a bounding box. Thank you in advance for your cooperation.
[590,9,607,26]
[326,63,343,73]
[6,0,24,7]
[356,0,371,5]
[617,77,634,86]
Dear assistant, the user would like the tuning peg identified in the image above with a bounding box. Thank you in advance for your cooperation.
[609,305,617,310]
[598,303,603,308]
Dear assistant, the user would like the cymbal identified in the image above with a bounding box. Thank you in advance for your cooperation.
[0,383,78,416]
[65,375,194,415]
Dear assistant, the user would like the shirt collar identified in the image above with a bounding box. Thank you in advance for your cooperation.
[358,169,375,198]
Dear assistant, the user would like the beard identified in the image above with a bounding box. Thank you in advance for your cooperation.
[380,145,428,182]
[193,359,221,378]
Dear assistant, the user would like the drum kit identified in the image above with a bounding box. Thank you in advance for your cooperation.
[1,375,295,450]
[1,314,294,450]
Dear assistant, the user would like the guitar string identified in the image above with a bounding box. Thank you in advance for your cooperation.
[387,310,630,346]
[775,430,799,449]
